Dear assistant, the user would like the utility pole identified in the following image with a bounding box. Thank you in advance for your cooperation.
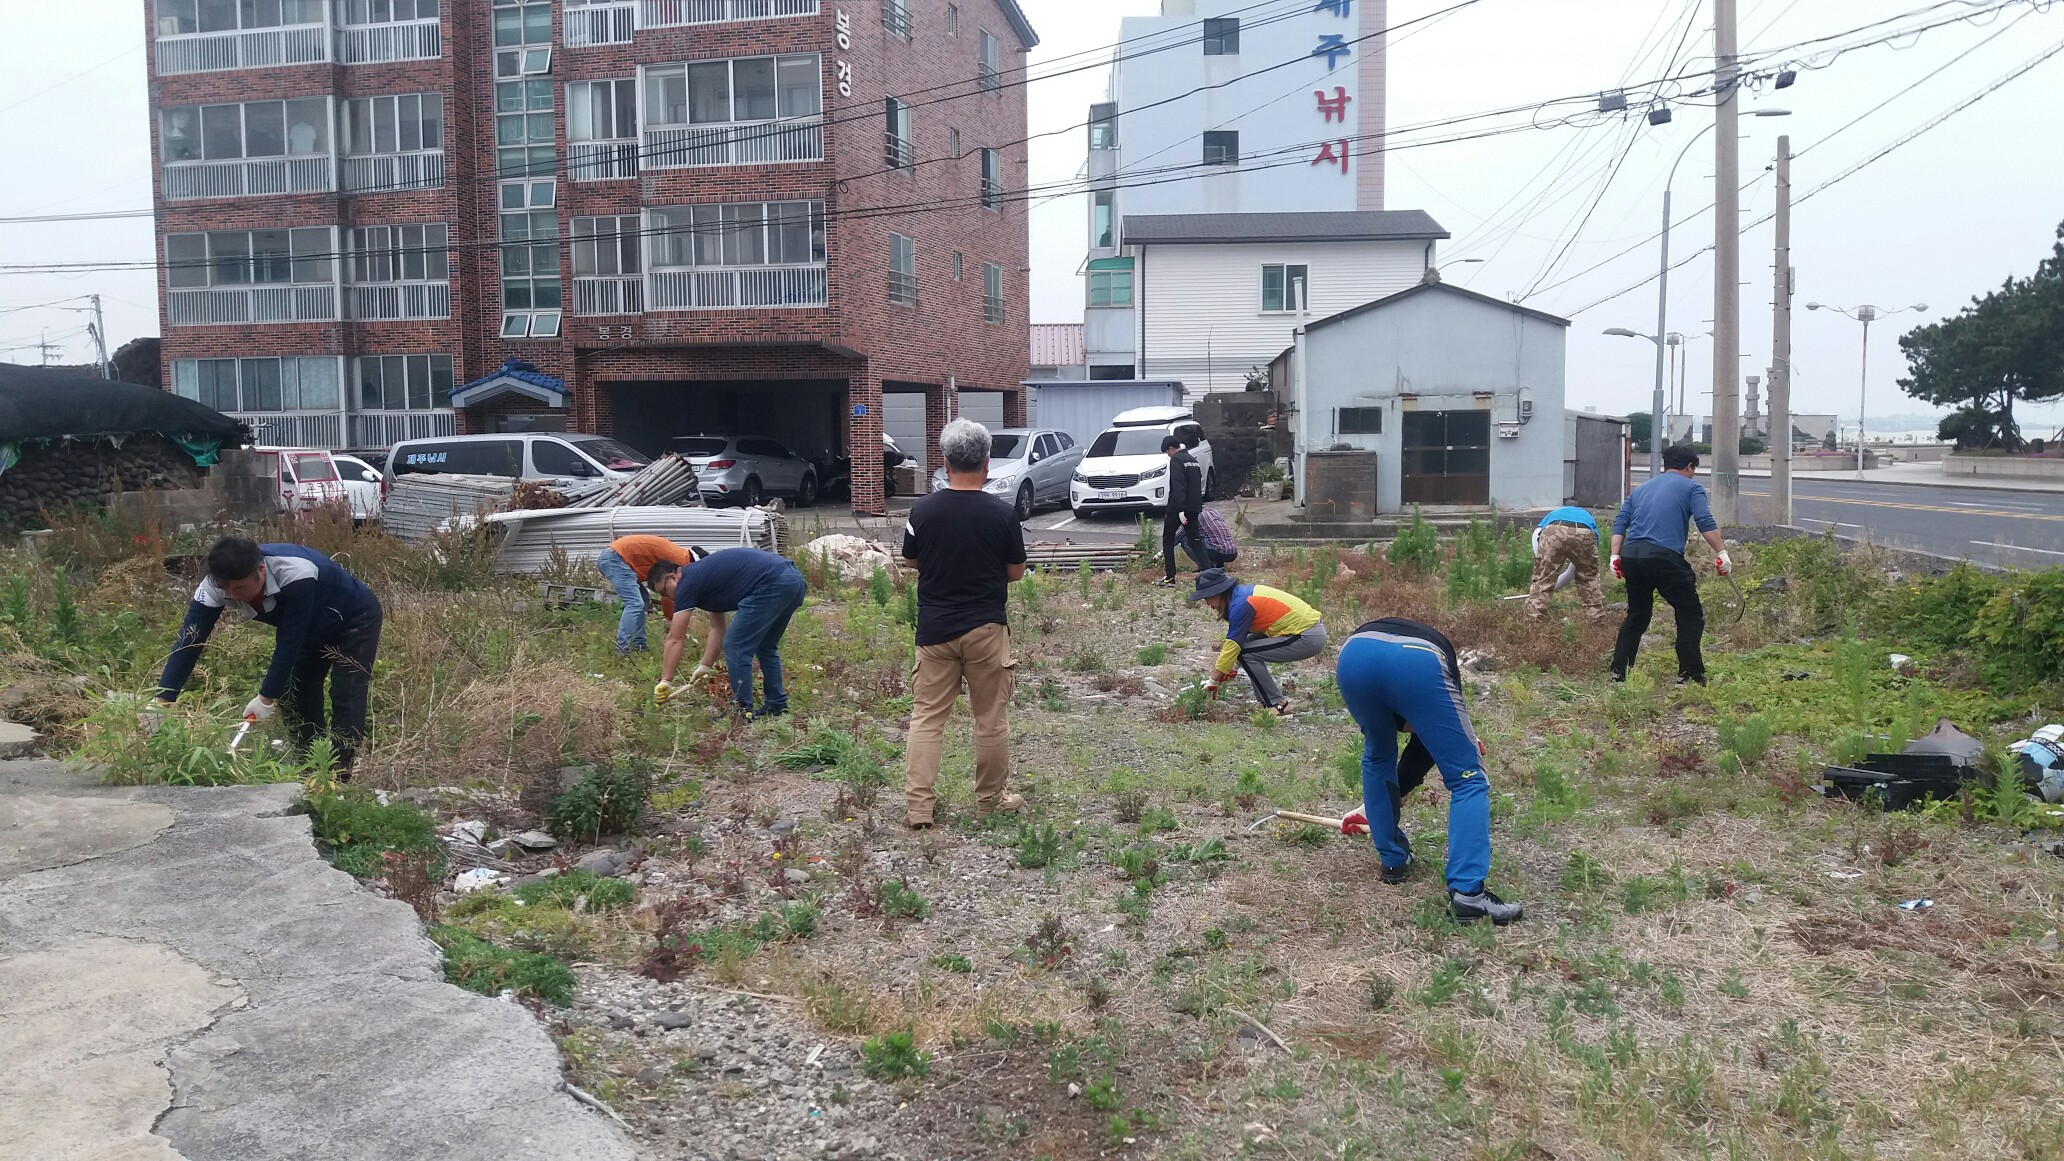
[90,294,110,378]
[1769,135,1792,526]
[1710,0,1741,523]
[38,330,53,367]
[1855,307,1877,478]
[1649,187,1671,478]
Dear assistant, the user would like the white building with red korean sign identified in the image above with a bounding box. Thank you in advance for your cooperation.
[1079,0,1448,395]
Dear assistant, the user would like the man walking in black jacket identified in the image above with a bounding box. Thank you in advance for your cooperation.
[1154,434,1209,586]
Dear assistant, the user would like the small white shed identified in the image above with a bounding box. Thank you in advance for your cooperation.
[1287,276,1571,513]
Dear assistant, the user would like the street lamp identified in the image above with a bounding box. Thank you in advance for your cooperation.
[1804,301,1929,477]
[1645,108,1790,477]
[1605,327,1666,453]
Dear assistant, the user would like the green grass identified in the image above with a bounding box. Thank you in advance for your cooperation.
[429,925,576,1005]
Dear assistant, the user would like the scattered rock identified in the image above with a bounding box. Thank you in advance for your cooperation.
[654,1010,695,1030]
[880,726,907,745]
[450,819,489,844]
[0,720,40,759]
[575,848,634,877]
[635,1065,667,1086]
[769,819,798,835]
[508,867,560,888]
[2039,930,2060,955]
[485,839,516,858]
[784,868,812,886]
[800,534,900,582]
[510,830,558,851]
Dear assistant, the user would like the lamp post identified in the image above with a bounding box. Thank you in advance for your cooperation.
[1804,301,1928,478]
[1644,109,1789,479]
[1604,327,1666,457]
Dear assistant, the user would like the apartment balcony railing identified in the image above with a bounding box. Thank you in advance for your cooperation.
[573,276,644,316]
[338,19,442,64]
[341,150,445,194]
[565,2,636,44]
[352,410,455,447]
[570,140,640,181]
[155,23,330,75]
[647,265,826,311]
[346,282,451,321]
[233,411,348,449]
[168,286,340,326]
[639,0,818,27]
[643,119,822,169]
[162,157,333,201]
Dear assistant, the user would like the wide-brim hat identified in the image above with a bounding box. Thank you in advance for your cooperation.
[1188,568,1235,602]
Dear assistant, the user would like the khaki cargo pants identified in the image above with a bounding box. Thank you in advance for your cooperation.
[1527,522,1606,623]
[903,622,1016,825]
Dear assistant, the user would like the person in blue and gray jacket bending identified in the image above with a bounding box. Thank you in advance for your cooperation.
[1336,617,1523,926]
[154,537,383,777]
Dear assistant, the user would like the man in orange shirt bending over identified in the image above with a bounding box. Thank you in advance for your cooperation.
[597,535,711,659]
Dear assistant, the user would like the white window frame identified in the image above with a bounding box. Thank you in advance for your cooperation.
[882,0,909,38]
[888,232,916,306]
[980,148,1001,210]
[1202,130,1238,166]
[156,0,328,36]
[1260,263,1309,314]
[645,201,826,269]
[354,353,455,411]
[346,223,449,284]
[884,97,912,169]
[173,355,343,412]
[983,262,1003,324]
[166,228,335,288]
[343,93,444,156]
[978,29,999,92]
[642,54,822,130]
[161,99,333,162]
[339,0,440,25]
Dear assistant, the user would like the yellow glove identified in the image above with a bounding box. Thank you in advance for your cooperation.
[653,680,675,706]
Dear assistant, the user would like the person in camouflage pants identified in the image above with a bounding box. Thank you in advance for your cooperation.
[1526,506,1605,623]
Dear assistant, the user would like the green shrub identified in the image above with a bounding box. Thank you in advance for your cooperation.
[929,953,973,973]
[1016,821,1063,869]
[512,869,636,912]
[429,925,576,1005]
[860,1029,931,1080]
[1388,507,1441,574]
[869,565,893,606]
[545,764,650,842]
[1172,681,1214,721]
[1136,643,1169,666]
[302,781,442,879]
[1715,713,1773,767]
[881,879,931,920]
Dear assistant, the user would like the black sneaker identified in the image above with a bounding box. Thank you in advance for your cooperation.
[1380,854,1413,885]
[1450,888,1524,926]
[1151,577,1177,587]
[1676,674,1706,687]
[1610,670,1627,683]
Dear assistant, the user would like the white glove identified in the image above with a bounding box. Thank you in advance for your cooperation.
[1179,511,1189,525]
[1609,554,1625,580]
[1715,550,1734,577]
[689,664,713,681]
[653,681,676,706]
[244,696,276,722]
[139,703,167,736]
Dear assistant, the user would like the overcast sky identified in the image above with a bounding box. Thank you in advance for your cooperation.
[5,0,2062,430]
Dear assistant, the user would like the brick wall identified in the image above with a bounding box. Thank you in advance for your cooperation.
[146,0,1034,513]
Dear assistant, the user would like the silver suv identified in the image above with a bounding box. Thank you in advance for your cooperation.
[928,427,1086,520]
[671,435,818,507]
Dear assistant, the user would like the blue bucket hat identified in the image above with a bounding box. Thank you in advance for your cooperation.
[1188,568,1236,602]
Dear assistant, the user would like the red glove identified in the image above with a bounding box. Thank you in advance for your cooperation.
[1341,805,1369,836]
[1609,554,1625,580]
[1203,677,1222,700]
[1477,738,1488,758]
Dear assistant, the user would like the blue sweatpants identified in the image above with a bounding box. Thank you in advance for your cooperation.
[596,548,647,653]
[722,564,808,713]
[1335,631,1492,895]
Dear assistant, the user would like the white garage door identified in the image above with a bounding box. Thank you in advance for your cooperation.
[884,392,1011,474]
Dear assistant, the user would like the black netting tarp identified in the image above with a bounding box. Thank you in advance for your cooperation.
[0,364,243,445]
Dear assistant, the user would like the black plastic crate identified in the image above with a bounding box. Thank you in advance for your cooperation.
[1858,752,1966,781]
[1821,766,1942,811]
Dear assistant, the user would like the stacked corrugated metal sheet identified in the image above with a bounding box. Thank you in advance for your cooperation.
[565,454,700,509]
[486,506,780,574]
[382,475,516,541]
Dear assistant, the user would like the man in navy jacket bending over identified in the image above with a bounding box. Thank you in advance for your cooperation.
[156,536,383,774]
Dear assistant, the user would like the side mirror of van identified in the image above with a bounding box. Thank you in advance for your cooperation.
[566,460,595,478]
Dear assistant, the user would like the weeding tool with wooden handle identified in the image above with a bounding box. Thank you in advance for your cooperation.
[1246,809,1361,833]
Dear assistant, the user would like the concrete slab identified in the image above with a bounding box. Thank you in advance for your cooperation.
[0,761,634,1161]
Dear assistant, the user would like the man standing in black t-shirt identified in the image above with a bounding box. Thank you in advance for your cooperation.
[900,418,1029,828]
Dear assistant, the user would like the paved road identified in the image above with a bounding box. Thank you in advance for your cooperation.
[1729,478,2064,567]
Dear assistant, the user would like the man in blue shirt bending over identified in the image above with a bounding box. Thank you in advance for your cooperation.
[1610,446,1732,685]
[650,547,808,719]
[156,537,383,775]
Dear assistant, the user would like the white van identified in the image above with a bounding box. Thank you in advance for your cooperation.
[383,433,651,487]
[1069,406,1215,517]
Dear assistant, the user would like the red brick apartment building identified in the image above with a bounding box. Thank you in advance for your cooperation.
[148,0,1036,511]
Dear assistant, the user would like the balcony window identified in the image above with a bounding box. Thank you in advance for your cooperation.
[1088,102,1116,150]
[345,93,443,155]
[882,0,908,38]
[163,100,329,163]
[1202,17,1238,55]
[1202,130,1238,165]
[980,148,1001,210]
[982,262,1003,324]
[157,0,326,35]
[573,216,642,276]
[888,232,916,306]
[645,201,826,309]
[565,0,635,45]
[640,0,820,28]
[496,80,555,166]
[643,56,823,168]
[340,0,439,22]
[167,229,333,288]
[1091,190,1113,248]
[1087,258,1132,307]
[338,0,442,64]
[1260,263,1309,313]
[978,30,999,92]
[500,204,561,338]
[356,354,454,411]
[884,98,912,169]
[347,224,448,283]
[173,356,340,412]
[568,79,638,180]
[491,0,551,76]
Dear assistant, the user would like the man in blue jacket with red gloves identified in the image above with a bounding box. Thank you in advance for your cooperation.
[155,536,383,775]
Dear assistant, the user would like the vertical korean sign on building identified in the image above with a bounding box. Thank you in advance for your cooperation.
[1311,0,1353,174]
[834,9,853,98]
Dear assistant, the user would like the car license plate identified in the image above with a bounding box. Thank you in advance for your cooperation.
[1096,490,1126,501]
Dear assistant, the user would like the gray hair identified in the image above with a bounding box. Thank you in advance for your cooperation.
[940,418,991,473]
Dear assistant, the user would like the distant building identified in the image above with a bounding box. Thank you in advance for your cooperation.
[1029,323,1085,381]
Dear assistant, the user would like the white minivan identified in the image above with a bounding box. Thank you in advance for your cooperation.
[382,433,651,487]
[1069,407,1215,517]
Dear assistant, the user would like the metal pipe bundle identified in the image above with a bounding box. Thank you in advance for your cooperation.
[564,454,701,509]
[383,474,516,541]
[485,505,779,574]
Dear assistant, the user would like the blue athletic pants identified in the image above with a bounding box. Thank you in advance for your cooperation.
[1335,631,1492,895]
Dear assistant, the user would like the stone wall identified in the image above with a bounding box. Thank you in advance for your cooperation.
[0,438,207,529]
[1943,453,2064,480]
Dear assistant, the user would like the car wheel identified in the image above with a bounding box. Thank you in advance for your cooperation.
[795,472,818,508]
[1015,483,1035,521]
[739,477,764,508]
